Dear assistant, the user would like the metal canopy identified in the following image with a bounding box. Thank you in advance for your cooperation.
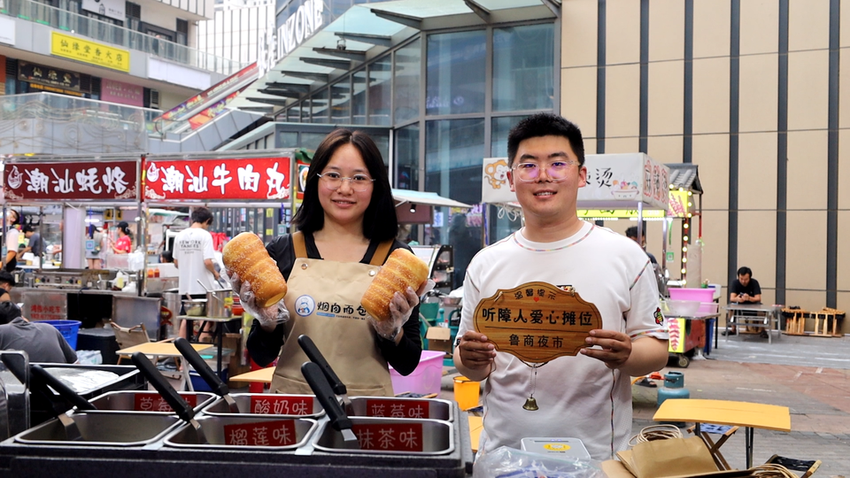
[229,0,557,114]
[667,163,703,194]
[392,189,473,208]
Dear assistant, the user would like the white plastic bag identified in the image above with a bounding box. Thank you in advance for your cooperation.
[472,446,605,478]
[76,350,103,365]
[127,249,145,271]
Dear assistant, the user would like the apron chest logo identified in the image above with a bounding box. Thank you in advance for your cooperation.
[294,295,316,316]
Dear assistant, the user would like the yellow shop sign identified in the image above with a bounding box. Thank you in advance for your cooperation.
[51,32,130,72]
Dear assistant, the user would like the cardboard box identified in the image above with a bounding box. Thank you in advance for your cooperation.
[426,326,453,355]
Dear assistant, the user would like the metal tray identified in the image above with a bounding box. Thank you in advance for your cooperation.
[14,412,181,447]
[163,415,317,450]
[348,396,454,422]
[33,363,144,398]
[312,417,454,455]
[78,391,216,415]
[201,393,326,418]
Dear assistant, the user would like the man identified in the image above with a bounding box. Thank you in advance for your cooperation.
[21,225,44,259]
[725,266,762,336]
[173,207,219,340]
[625,225,657,264]
[0,271,14,302]
[0,302,77,363]
[454,113,668,460]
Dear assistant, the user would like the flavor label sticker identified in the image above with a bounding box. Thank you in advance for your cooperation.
[351,422,424,452]
[250,395,314,415]
[134,393,197,412]
[224,419,296,446]
[363,399,430,419]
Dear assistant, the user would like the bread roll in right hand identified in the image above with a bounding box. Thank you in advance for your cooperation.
[223,232,287,308]
[361,249,429,322]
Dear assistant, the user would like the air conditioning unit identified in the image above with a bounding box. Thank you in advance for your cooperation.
[150,89,160,108]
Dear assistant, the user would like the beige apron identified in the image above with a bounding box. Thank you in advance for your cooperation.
[271,233,395,396]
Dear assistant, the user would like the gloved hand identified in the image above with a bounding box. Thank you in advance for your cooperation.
[225,270,289,332]
[368,280,435,342]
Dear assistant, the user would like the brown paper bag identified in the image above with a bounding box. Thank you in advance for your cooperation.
[616,437,750,478]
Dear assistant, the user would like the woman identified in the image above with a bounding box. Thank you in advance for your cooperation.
[235,129,423,396]
[111,221,132,254]
[4,210,22,272]
[85,225,105,269]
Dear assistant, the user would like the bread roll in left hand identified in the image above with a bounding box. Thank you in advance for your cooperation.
[223,232,287,307]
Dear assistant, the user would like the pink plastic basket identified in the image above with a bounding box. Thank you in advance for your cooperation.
[669,288,717,316]
[389,350,445,395]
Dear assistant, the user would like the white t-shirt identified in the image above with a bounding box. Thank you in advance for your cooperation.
[5,228,19,255]
[458,221,668,461]
[173,227,216,295]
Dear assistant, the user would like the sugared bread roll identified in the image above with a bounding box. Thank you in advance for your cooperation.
[223,232,287,307]
[361,249,429,322]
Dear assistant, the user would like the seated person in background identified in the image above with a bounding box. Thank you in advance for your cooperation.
[0,302,77,363]
[725,266,762,336]
[160,250,174,263]
[0,271,14,302]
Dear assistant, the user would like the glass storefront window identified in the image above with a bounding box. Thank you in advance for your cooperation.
[312,88,329,123]
[395,124,419,190]
[491,115,528,158]
[426,30,486,116]
[493,23,554,112]
[302,132,327,151]
[352,69,367,124]
[331,78,351,124]
[369,56,392,126]
[425,118,484,288]
[393,39,420,124]
[279,131,298,148]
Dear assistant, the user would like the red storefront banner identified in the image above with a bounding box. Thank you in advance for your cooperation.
[4,161,138,201]
[143,156,292,201]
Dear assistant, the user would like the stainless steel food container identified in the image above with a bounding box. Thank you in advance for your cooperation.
[201,393,326,418]
[348,396,454,422]
[164,415,317,450]
[78,391,216,415]
[14,412,181,446]
[312,417,454,455]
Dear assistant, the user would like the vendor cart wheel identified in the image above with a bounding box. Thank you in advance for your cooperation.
[677,354,690,368]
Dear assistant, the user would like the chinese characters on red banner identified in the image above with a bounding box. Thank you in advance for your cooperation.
[144,157,292,201]
[3,161,137,201]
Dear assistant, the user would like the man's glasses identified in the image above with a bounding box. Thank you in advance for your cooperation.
[511,160,577,182]
[317,171,375,192]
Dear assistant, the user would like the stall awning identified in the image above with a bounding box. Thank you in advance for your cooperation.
[666,164,703,194]
[392,189,472,209]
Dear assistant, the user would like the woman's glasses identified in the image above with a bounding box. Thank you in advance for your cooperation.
[511,160,576,182]
[317,171,375,192]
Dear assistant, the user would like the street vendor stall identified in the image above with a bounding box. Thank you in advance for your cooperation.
[1,155,160,343]
[141,149,300,378]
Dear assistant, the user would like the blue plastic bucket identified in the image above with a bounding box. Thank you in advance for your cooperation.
[40,320,82,349]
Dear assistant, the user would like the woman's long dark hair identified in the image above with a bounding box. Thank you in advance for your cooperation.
[292,129,398,241]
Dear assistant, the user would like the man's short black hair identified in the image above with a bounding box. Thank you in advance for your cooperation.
[191,207,214,225]
[0,302,22,325]
[737,266,753,277]
[507,113,585,167]
[22,225,34,234]
[625,226,639,239]
[0,271,16,287]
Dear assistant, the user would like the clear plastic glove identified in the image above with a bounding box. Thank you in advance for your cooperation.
[225,270,289,332]
[368,280,435,341]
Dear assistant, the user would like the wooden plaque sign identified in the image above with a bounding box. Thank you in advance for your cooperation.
[473,282,603,363]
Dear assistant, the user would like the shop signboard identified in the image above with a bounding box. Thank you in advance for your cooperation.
[143,156,292,201]
[18,60,81,92]
[3,160,138,201]
[51,32,130,72]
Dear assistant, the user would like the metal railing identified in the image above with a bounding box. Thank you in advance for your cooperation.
[1,0,246,75]
[0,92,162,154]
